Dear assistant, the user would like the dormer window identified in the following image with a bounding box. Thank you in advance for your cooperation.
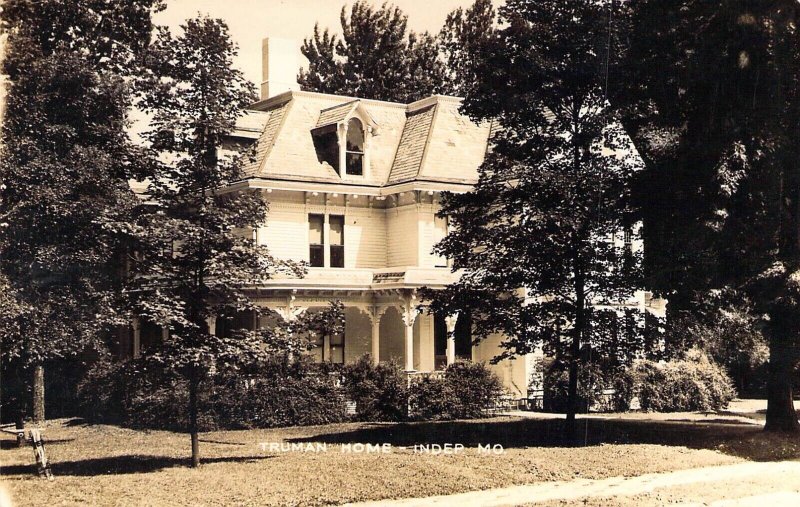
[345,118,364,176]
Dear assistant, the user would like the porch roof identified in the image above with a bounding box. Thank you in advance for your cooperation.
[249,267,462,292]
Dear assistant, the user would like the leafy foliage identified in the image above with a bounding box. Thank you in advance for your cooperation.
[635,351,736,412]
[408,362,504,421]
[77,356,347,430]
[209,356,347,429]
[133,16,302,464]
[617,0,800,430]
[342,355,408,422]
[437,0,496,97]
[298,1,451,102]
[425,0,643,439]
[535,358,634,413]
[0,0,162,422]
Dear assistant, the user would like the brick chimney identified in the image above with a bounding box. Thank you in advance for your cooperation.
[261,37,300,100]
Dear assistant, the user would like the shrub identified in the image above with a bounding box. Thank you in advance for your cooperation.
[210,356,347,429]
[342,355,408,422]
[444,361,505,418]
[609,368,635,412]
[533,358,635,413]
[635,351,736,412]
[77,360,129,424]
[408,375,456,420]
[408,361,504,421]
[78,359,201,430]
[78,355,347,430]
[540,360,604,413]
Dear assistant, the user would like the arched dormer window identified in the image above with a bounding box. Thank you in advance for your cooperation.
[345,118,365,176]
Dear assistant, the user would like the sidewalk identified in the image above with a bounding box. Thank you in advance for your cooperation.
[342,461,800,507]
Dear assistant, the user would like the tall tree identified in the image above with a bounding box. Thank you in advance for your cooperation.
[426,0,641,441]
[438,0,496,97]
[0,0,161,424]
[299,1,450,102]
[617,1,800,431]
[135,16,301,467]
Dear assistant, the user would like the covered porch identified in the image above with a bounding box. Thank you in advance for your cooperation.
[248,287,473,372]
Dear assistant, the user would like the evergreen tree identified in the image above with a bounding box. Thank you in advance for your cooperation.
[0,0,161,424]
[298,1,450,102]
[617,1,800,431]
[134,16,301,467]
[425,0,640,441]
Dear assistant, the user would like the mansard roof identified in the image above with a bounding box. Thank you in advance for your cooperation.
[237,90,491,189]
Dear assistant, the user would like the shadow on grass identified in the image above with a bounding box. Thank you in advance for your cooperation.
[288,417,800,462]
[0,438,75,450]
[0,455,272,477]
[662,418,757,426]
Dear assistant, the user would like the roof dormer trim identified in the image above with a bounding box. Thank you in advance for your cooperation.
[314,99,379,133]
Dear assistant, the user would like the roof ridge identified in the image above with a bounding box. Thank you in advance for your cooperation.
[319,99,360,114]
[416,102,440,183]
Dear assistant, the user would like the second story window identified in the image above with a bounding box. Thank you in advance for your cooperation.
[345,118,364,176]
[308,214,345,268]
[329,215,345,268]
[309,214,324,267]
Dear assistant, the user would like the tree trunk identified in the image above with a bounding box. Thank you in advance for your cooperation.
[565,336,579,442]
[15,414,25,447]
[189,375,200,467]
[32,364,44,424]
[764,336,799,432]
[566,266,586,443]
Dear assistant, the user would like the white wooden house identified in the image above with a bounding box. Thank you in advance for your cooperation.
[125,38,666,398]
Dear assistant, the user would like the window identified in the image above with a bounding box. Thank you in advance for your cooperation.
[330,333,345,364]
[345,118,364,176]
[309,331,345,364]
[329,215,344,268]
[309,214,324,267]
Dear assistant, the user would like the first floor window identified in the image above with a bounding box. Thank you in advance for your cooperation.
[310,332,345,364]
[330,333,345,364]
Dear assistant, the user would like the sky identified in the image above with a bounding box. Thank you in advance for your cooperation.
[154,0,489,88]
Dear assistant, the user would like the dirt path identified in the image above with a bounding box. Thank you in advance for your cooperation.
[342,461,800,507]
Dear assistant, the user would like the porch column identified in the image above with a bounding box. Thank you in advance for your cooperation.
[403,318,415,371]
[161,326,169,341]
[401,292,418,372]
[131,318,141,359]
[444,313,459,366]
[368,305,387,366]
[206,316,217,336]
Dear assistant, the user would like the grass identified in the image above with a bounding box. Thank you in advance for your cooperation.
[1,414,799,507]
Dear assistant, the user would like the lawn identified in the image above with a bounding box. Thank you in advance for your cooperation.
[1,412,798,507]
